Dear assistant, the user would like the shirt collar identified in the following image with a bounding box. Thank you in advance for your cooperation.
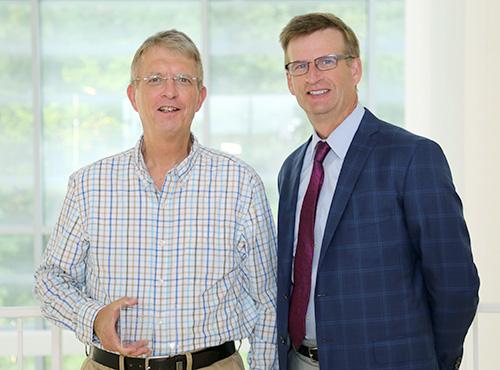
[133,134,200,184]
[310,104,365,160]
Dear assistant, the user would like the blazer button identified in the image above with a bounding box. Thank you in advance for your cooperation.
[279,335,287,345]
[283,294,289,300]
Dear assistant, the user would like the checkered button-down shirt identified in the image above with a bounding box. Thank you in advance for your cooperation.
[35,136,278,369]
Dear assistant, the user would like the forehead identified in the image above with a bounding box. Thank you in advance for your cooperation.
[286,28,346,61]
[136,46,198,75]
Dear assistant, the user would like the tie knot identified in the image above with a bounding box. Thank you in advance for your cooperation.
[314,141,330,164]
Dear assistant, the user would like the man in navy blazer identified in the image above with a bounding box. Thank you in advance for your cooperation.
[276,12,479,370]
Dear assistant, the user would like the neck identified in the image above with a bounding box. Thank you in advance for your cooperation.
[142,132,192,176]
[310,98,358,139]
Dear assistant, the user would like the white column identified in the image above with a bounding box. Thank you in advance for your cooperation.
[463,0,500,301]
[406,0,500,369]
[463,1,500,368]
[405,0,466,192]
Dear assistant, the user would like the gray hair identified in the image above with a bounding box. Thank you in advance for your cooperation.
[130,29,203,84]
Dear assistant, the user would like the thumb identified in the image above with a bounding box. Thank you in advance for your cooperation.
[115,296,138,309]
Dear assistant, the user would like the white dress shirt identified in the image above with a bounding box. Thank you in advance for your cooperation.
[293,105,365,341]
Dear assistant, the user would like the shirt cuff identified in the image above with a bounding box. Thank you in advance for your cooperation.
[76,299,106,345]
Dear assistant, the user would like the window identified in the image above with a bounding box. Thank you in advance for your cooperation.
[0,1,405,368]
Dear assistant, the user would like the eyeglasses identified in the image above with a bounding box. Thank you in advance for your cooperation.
[285,54,355,76]
[133,73,200,88]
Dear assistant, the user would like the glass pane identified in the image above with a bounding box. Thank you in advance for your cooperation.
[41,1,202,227]
[208,1,367,212]
[0,317,85,367]
[0,235,35,306]
[0,1,33,226]
[372,0,405,125]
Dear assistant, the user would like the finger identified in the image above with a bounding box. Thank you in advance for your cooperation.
[104,330,124,352]
[121,340,150,356]
[116,296,138,309]
[94,301,128,351]
[127,346,152,357]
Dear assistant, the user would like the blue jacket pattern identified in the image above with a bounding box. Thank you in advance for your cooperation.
[277,109,479,370]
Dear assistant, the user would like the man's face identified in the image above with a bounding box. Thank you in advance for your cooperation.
[127,46,206,141]
[286,28,361,127]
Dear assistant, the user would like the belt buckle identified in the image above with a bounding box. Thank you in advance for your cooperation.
[172,354,184,370]
[144,354,185,370]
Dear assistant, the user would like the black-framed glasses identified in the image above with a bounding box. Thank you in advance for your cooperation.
[132,73,200,88]
[285,54,355,76]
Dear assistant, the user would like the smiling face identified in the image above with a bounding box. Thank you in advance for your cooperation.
[127,46,206,143]
[286,28,362,137]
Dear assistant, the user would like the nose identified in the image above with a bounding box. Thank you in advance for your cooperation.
[160,78,178,99]
[304,62,322,84]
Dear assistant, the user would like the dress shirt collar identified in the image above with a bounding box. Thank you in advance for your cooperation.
[133,134,201,185]
[310,104,365,160]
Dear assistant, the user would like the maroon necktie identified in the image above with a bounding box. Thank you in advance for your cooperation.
[289,140,330,349]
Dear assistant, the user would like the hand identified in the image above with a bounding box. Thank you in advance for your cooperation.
[93,296,151,356]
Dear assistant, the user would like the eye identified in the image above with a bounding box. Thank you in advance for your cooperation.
[318,56,337,67]
[146,75,163,86]
[292,62,308,73]
[175,74,193,86]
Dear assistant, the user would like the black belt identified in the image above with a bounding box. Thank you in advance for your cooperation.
[296,344,318,362]
[91,341,235,370]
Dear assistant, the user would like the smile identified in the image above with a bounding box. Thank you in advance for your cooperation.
[307,89,329,96]
[158,106,180,112]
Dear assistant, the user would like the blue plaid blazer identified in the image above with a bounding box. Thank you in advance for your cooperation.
[277,109,479,370]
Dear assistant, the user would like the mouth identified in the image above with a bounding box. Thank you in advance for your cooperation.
[307,89,330,96]
[158,105,180,113]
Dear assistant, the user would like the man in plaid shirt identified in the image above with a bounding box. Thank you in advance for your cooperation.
[35,30,277,370]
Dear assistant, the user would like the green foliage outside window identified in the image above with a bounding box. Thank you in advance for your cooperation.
[0,1,404,367]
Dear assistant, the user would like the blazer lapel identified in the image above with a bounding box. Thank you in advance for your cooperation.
[319,109,380,264]
[278,139,310,277]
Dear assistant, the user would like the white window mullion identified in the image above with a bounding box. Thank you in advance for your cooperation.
[16,318,23,370]
[200,0,211,146]
[366,0,377,111]
[51,326,62,370]
[31,0,43,267]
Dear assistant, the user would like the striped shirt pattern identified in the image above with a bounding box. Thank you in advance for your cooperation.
[35,136,278,369]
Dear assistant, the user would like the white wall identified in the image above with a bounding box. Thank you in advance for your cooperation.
[406,0,500,368]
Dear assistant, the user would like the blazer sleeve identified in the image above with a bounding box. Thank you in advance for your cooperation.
[403,139,480,369]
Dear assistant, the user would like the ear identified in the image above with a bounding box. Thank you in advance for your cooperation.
[127,84,139,112]
[195,85,207,112]
[286,73,296,96]
[350,57,362,85]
